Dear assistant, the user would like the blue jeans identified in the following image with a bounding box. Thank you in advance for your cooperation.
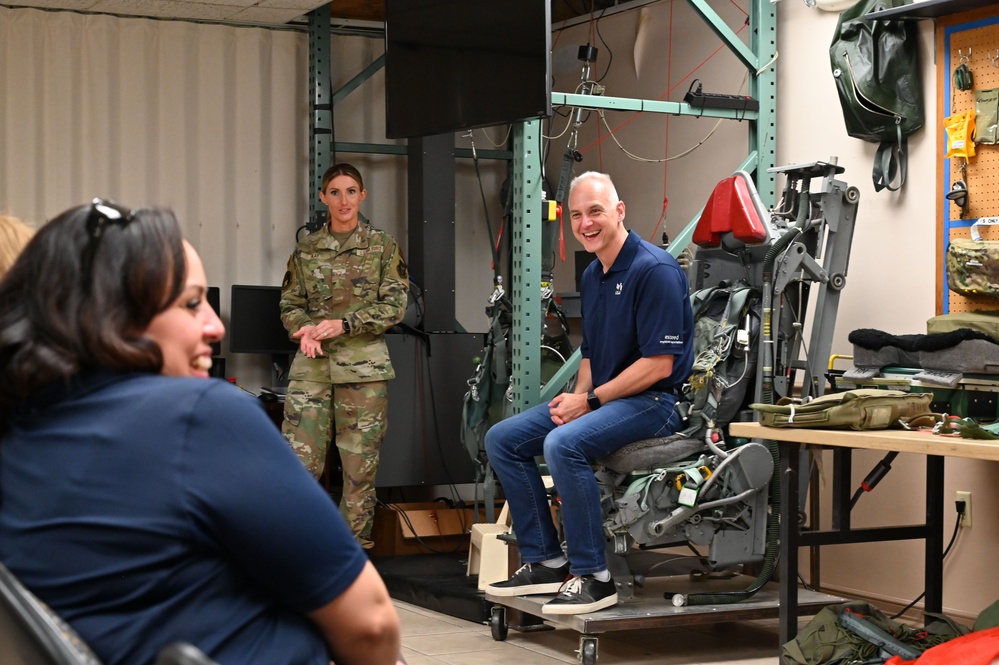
[484,390,681,576]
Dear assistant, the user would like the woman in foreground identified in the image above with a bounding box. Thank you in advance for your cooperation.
[0,199,400,665]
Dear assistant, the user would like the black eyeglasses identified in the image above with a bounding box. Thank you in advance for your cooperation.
[87,198,136,240]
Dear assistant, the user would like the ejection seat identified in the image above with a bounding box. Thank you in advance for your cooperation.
[588,171,776,597]
[598,170,772,475]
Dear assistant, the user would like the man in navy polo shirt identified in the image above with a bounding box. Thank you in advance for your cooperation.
[485,171,694,615]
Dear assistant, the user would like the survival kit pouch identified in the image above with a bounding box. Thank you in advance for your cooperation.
[946,218,999,298]
[975,87,999,145]
[829,0,923,193]
[751,389,933,430]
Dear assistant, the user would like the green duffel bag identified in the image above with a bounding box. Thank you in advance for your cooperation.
[751,389,934,430]
[782,600,968,665]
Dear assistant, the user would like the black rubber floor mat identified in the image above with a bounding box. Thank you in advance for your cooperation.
[371,552,492,624]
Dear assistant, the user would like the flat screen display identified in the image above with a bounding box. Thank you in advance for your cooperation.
[228,285,298,356]
[207,286,221,356]
[384,0,552,139]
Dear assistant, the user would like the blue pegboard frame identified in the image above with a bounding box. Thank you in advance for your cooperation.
[940,9,999,314]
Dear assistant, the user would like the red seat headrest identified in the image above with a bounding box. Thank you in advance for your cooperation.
[692,175,768,249]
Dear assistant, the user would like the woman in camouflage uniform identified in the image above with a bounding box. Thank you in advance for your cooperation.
[280,163,409,550]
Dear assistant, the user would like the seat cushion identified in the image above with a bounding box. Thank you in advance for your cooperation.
[597,433,706,474]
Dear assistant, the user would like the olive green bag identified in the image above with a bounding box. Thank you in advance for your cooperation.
[830,0,923,192]
[751,389,933,430]
[782,600,968,665]
[926,311,999,337]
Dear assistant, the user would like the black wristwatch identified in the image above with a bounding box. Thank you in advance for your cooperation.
[586,390,601,411]
[341,318,351,334]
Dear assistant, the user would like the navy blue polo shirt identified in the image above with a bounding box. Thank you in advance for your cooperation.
[0,371,367,665]
[579,230,693,391]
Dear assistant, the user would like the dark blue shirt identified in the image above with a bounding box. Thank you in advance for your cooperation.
[579,230,694,391]
[0,371,367,665]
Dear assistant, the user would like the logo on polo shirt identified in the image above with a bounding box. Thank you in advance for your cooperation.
[660,334,681,345]
[615,282,623,295]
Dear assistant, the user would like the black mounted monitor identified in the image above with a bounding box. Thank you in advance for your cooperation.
[228,285,298,356]
[384,0,552,139]
[206,286,221,356]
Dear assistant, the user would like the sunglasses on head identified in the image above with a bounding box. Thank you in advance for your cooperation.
[87,198,136,240]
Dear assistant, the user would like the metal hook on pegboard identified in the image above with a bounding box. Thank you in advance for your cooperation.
[946,180,969,219]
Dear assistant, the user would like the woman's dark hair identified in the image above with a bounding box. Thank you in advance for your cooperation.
[320,163,364,194]
[0,202,186,424]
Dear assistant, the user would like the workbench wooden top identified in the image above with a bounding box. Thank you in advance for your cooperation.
[728,422,999,462]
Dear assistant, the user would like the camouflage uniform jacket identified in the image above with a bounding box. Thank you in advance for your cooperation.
[280,221,409,384]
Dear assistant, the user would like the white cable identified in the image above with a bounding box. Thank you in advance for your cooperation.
[477,125,512,147]
[595,68,752,163]
[543,112,574,141]
[598,110,724,163]
[757,50,779,75]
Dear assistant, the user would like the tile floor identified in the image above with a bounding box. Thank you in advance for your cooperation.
[396,599,792,664]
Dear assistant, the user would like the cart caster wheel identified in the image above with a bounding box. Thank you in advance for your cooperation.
[578,636,598,664]
[490,606,508,641]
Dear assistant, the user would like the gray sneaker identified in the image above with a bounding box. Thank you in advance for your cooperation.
[485,562,570,597]
[542,575,618,614]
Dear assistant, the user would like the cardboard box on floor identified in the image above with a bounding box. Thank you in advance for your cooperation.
[370,502,504,558]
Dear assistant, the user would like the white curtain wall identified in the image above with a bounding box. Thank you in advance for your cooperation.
[1,6,309,281]
[1,6,309,384]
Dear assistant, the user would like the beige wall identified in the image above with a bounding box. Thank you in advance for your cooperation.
[2,0,996,622]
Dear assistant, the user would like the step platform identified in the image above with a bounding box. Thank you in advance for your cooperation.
[371,549,741,625]
[485,573,845,636]
[484,574,847,664]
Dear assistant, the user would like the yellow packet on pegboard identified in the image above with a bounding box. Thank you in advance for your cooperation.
[945,110,976,159]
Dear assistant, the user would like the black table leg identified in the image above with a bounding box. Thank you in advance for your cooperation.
[924,455,945,615]
[779,440,799,645]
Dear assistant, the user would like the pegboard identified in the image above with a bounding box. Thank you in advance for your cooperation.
[938,9,999,314]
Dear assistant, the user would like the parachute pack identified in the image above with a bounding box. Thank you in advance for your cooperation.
[680,280,762,438]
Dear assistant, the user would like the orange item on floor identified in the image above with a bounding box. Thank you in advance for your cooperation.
[885,627,999,665]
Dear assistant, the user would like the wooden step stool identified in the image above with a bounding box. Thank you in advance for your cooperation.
[466,502,512,590]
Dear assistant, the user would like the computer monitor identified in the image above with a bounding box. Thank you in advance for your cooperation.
[228,285,298,356]
[206,286,221,357]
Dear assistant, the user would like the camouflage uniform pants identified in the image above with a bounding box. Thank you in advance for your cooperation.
[282,380,389,549]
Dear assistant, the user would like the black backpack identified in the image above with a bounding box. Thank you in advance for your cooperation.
[830,0,923,192]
